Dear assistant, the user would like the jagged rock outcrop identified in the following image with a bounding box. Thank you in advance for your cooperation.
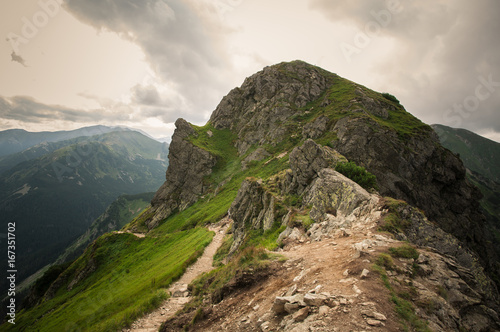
[148,118,217,228]
[288,139,346,194]
[330,116,490,264]
[304,168,379,227]
[151,62,492,273]
[302,115,330,139]
[412,250,500,331]
[153,61,500,332]
[384,200,499,302]
[151,60,496,287]
[229,179,280,254]
[230,140,377,253]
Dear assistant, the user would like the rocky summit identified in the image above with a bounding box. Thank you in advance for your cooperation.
[150,60,496,273]
[8,60,500,331]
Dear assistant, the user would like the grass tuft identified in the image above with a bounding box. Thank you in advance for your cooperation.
[389,244,419,260]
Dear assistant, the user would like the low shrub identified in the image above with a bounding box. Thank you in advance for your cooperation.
[335,161,378,190]
[382,92,400,104]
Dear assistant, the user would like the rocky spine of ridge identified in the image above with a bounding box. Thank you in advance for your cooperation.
[206,61,495,273]
[147,59,497,281]
[161,140,500,331]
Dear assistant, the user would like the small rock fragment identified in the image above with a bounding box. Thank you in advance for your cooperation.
[284,302,301,314]
[319,305,330,316]
[292,307,309,322]
[373,312,387,321]
[285,284,298,296]
[362,310,387,321]
[304,293,327,306]
[366,319,384,327]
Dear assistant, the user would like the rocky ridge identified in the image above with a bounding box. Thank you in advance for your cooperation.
[139,61,500,330]
[149,60,495,274]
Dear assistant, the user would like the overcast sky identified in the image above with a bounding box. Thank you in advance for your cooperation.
[1,0,499,142]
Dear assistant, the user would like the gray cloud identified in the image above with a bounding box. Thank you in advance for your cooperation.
[131,84,162,106]
[0,95,129,123]
[310,0,500,136]
[64,0,235,122]
[78,90,186,124]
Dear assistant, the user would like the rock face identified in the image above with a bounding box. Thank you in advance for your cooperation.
[230,140,379,253]
[288,139,346,194]
[304,169,378,224]
[152,59,495,279]
[404,250,500,331]
[148,118,216,228]
[153,61,500,332]
[206,60,495,276]
[209,61,332,155]
[229,178,279,254]
[385,200,499,301]
[331,116,489,265]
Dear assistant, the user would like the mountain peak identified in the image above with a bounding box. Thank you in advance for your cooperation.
[150,61,496,277]
[209,60,334,141]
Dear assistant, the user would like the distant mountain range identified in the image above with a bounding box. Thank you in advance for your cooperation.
[54,192,155,265]
[0,125,140,157]
[0,129,168,294]
[432,124,500,183]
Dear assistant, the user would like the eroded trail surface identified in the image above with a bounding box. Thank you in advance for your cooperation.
[123,220,230,332]
[192,220,402,331]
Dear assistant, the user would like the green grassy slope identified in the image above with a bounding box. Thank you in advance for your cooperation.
[432,124,500,218]
[6,228,212,331]
[16,193,154,306]
[55,192,155,265]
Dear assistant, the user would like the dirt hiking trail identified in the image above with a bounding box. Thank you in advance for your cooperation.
[123,220,230,332]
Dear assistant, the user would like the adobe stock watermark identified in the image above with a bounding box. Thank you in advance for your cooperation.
[340,0,404,63]
[52,143,93,183]
[437,74,500,142]
[215,0,243,20]
[6,0,63,53]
